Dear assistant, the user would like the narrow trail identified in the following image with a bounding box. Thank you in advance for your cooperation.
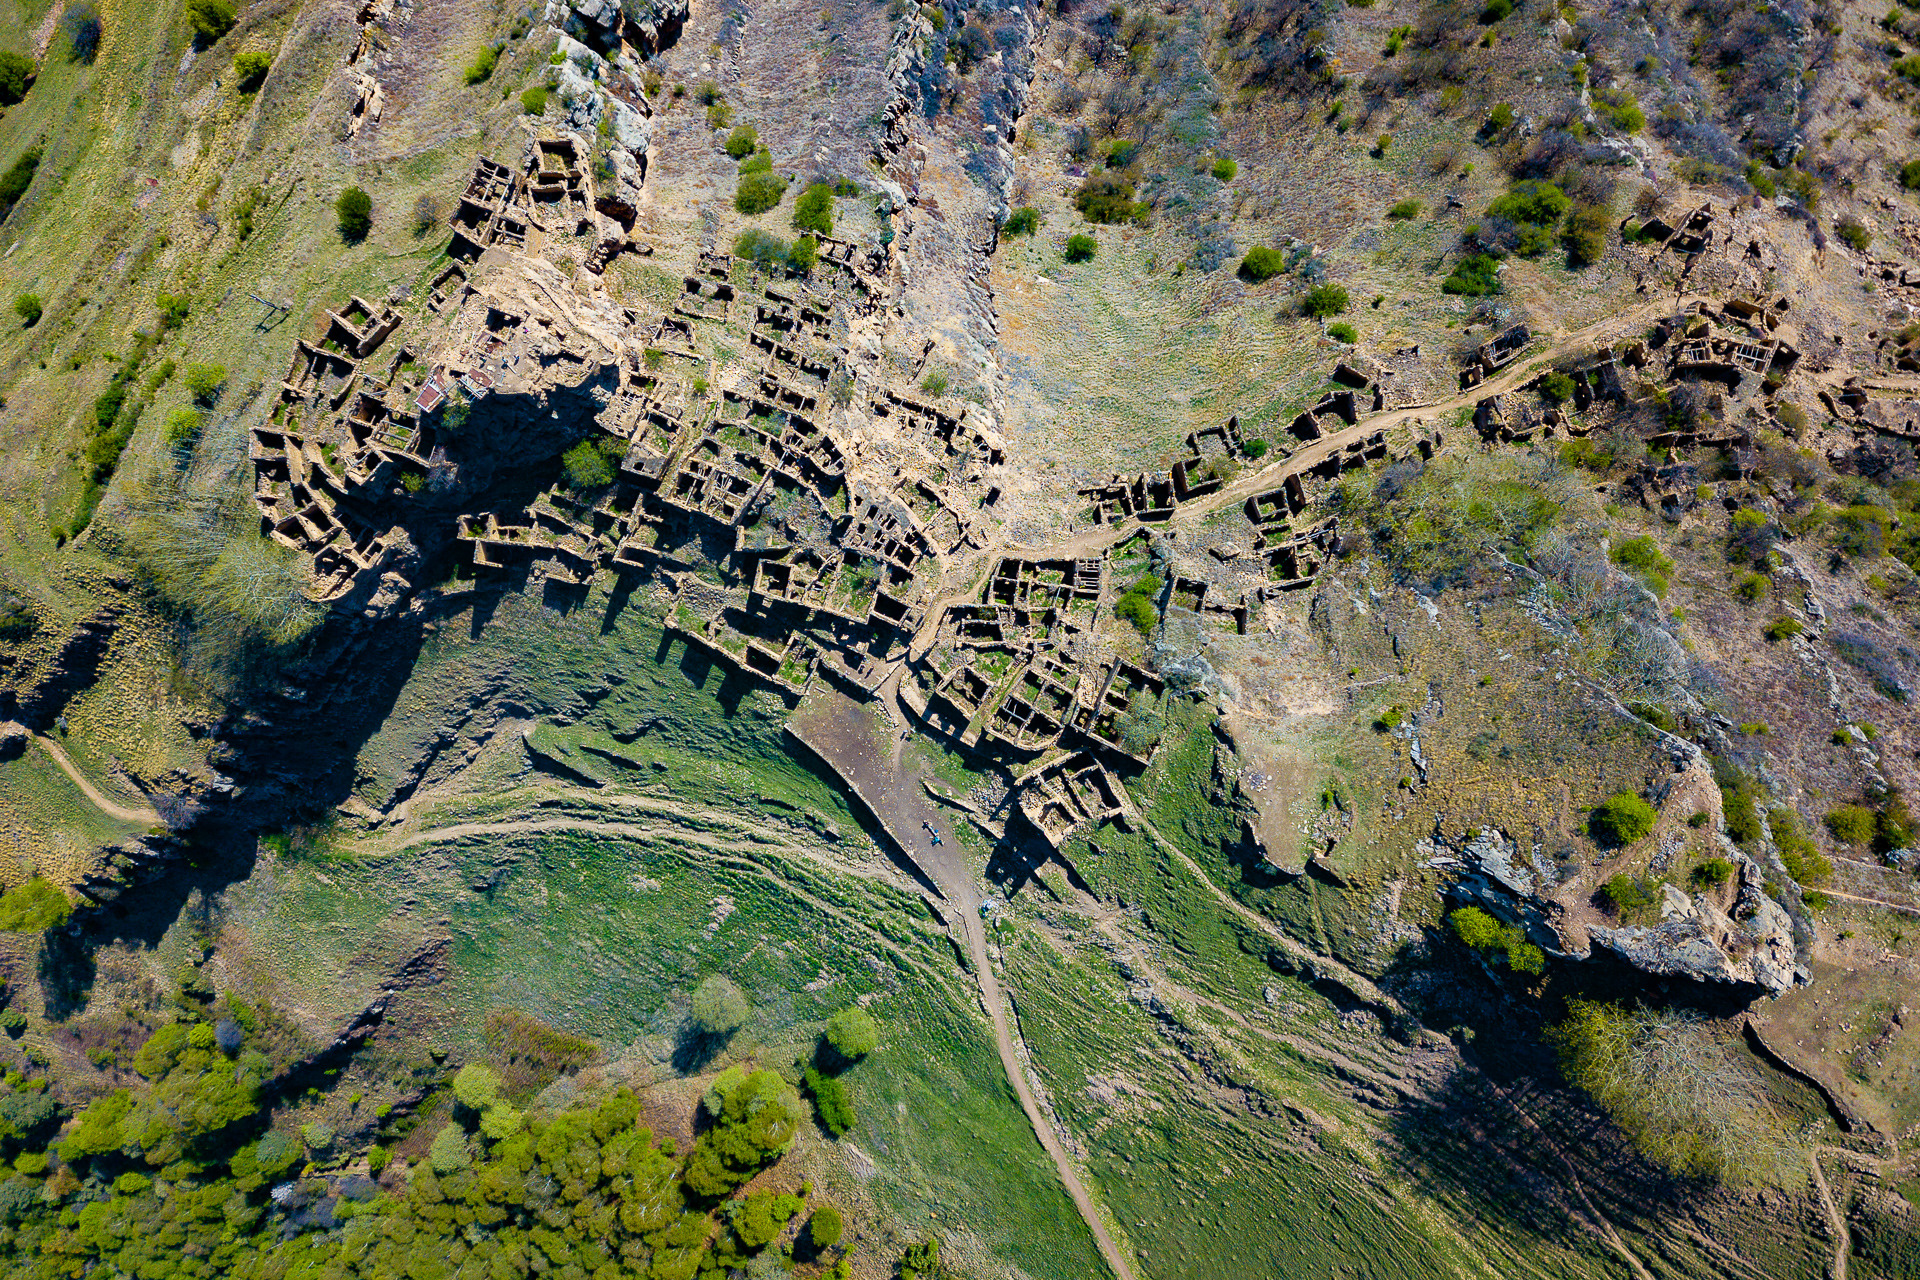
[33,735,158,826]
[1815,888,1920,918]
[787,687,1142,1280]
[1809,1150,1850,1280]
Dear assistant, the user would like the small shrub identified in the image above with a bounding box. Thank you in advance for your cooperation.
[735,169,789,216]
[184,363,227,405]
[1599,873,1659,913]
[1073,174,1144,224]
[1449,906,1546,974]
[824,1006,879,1061]
[1387,198,1420,220]
[12,293,38,328]
[1211,157,1237,181]
[1836,215,1873,254]
[1590,792,1657,847]
[1488,180,1570,228]
[1763,616,1804,642]
[164,408,203,449]
[920,369,949,396]
[1481,0,1512,20]
[0,51,33,105]
[1327,322,1356,344]
[185,0,235,44]
[1442,253,1501,296]
[1733,572,1768,603]
[1003,206,1039,236]
[809,1206,845,1249]
[1902,159,1920,192]
[733,227,790,265]
[1773,808,1833,885]
[1064,232,1097,262]
[1825,804,1876,847]
[724,124,758,159]
[1563,202,1609,268]
[335,185,372,240]
[232,50,270,91]
[803,1067,853,1136]
[793,182,834,235]
[463,44,498,85]
[1244,438,1269,459]
[1384,23,1411,54]
[1538,371,1576,404]
[1486,102,1515,132]
[411,193,443,236]
[1688,811,1711,828]
[787,234,818,273]
[1239,246,1286,282]
[520,85,548,115]
[1301,283,1349,317]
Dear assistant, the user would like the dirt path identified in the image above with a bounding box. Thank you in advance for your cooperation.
[1816,888,1920,919]
[32,735,158,826]
[788,687,1141,1280]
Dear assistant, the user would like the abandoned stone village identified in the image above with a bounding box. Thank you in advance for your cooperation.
[241,103,1920,993]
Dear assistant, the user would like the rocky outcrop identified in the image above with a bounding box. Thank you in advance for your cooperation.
[1436,826,1802,998]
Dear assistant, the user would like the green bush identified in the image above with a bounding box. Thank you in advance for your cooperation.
[1773,808,1832,884]
[463,44,498,85]
[0,878,70,931]
[520,85,548,115]
[232,49,270,90]
[1064,232,1097,262]
[1690,857,1734,887]
[1903,159,1920,192]
[335,185,372,240]
[1594,87,1644,133]
[1563,202,1609,267]
[1441,253,1500,296]
[184,362,226,405]
[787,233,818,272]
[1387,198,1420,219]
[1448,906,1545,974]
[736,169,789,215]
[1480,0,1512,20]
[1611,534,1672,595]
[1114,572,1159,634]
[0,146,41,220]
[1825,804,1876,847]
[809,1205,845,1249]
[1599,873,1659,914]
[1003,205,1039,237]
[1327,322,1356,344]
[1590,792,1657,847]
[1301,283,1349,317]
[185,0,235,44]
[691,974,749,1036]
[1836,215,1873,254]
[1559,437,1613,469]
[1763,616,1804,641]
[1072,174,1144,224]
[724,124,758,159]
[164,408,203,449]
[1211,157,1237,181]
[1239,246,1287,281]
[824,1006,878,1061]
[733,227,790,266]
[1486,102,1515,132]
[12,292,38,327]
[1538,371,1576,403]
[803,1066,853,1136]
[59,2,99,62]
[1244,438,1268,459]
[0,51,33,105]
[793,181,833,235]
[1488,179,1570,228]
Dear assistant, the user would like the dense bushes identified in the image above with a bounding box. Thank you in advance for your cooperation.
[519,85,547,115]
[682,1065,804,1198]
[1449,906,1545,974]
[0,877,70,931]
[463,43,497,85]
[723,123,757,159]
[793,181,833,235]
[1611,533,1672,596]
[1114,572,1159,634]
[1441,253,1500,296]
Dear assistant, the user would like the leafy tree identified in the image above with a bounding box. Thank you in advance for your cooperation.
[185,0,236,45]
[184,362,226,405]
[735,152,789,215]
[691,974,749,1037]
[561,438,615,490]
[684,1066,804,1198]
[793,182,833,235]
[12,292,38,327]
[0,51,33,105]
[1064,232,1097,262]
[734,227,790,265]
[232,49,270,90]
[0,878,70,931]
[164,408,203,449]
[1590,792,1657,847]
[1563,202,1609,267]
[1301,283,1349,317]
[1238,246,1286,282]
[335,185,372,240]
[788,233,818,272]
[1448,906,1545,974]
[1538,371,1576,403]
